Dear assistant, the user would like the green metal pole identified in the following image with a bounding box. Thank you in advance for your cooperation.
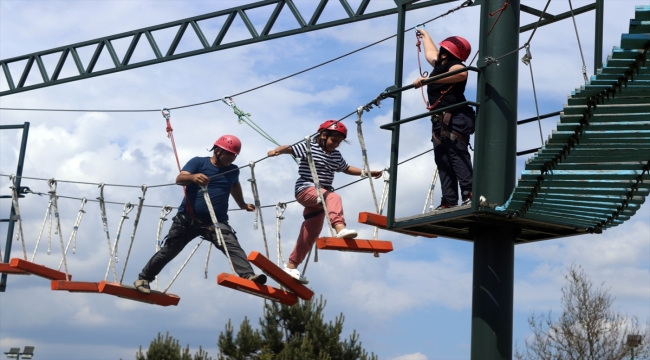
[0,122,30,292]
[470,0,520,358]
[594,0,604,75]
[386,0,410,228]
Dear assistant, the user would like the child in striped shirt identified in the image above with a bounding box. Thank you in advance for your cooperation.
[268,120,382,283]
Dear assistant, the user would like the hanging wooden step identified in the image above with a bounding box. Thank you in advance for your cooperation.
[358,212,438,238]
[316,237,393,253]
[0,262,30,275]
[8,258,71,280]
[217,273,298,306]
[98,280,180,306]
[247,251,314,301]
[51,280,100,293]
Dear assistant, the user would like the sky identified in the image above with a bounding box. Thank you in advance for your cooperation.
[0,1,648,359]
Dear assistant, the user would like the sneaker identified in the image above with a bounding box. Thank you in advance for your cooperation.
[246,273,267,285]
[283,266,309,284]
[461,191,472,206]
[336,228,358,239]
[435,203,457,211]
[134,279,150,294]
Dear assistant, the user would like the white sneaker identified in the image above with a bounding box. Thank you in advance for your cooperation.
[283,266,309,284]
[336,228,358,239]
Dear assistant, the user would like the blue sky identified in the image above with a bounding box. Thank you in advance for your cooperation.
[0,1,648,359]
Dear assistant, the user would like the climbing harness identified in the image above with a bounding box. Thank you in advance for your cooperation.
[154,205,173,290]
[249,161,270,258]
[275,202,287,267]
[568,0,589,82]
[423,168,440,213]
[9,175,27,260]
[57,198,86,271]
[119,185,147,284]
[104,202,134,281]
[521,45,546,147]
[97,183,117,282]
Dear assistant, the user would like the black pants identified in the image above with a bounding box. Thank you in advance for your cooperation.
[138,214,255,282]
[432,111,474,205]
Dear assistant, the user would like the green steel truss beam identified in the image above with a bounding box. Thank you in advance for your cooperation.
[0,0,455,97]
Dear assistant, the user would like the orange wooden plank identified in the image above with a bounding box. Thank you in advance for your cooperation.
[51,280,100,293]
[217,273,298,306]
[98,281,180,306]
[358,212,438,238]
[316,237,394,253]
[9,258,72,280]
[0,262,30,275]
[247,251,314,301]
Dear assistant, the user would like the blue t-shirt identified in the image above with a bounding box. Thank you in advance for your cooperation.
[177,157,239,222]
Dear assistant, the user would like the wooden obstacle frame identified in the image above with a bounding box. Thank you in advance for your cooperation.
[358,212,438,238]
[5,258,71,280]
[247,251,313,300]
[217,272,298,306]
[316,237,393,253]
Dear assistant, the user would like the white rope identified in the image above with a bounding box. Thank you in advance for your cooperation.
[248,161,270,258]
[32,194,53,261]
[57,198,86,271]
[568,0,589,81]
[164,240,204,293]
[423,169,439,213]
[9,175,27,260]
[104,202,133,281]
[201,184,236,274]
[275,202,287,267]
[375,169,390,240]
[98,183,117,282]
[154,205,173,290]
[119,185,147,284]
[356,107,381,258]
[204,243,211,280]
[522,45,545,147]
[47,179,70,280]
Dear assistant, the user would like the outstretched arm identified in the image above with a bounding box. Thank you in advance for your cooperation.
[343,166,383,179]
[176,171,209,186]
[267,145,294,157]
[230,181,255,212]
[418,28,439,66]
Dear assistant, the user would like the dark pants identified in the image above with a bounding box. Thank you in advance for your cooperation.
[432,110,474,205]
[138,214,254,281]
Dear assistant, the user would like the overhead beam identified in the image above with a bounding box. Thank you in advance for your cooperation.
[0,0,455,97]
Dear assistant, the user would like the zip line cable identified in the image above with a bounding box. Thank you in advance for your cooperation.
[0,1,473,113]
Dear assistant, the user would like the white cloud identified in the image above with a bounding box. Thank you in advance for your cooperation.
[393,352,428,360]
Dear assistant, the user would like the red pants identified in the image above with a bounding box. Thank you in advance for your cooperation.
[289,187,345,265]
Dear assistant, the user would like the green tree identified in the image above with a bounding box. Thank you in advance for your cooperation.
[516,265,649,360]
[137,331,212,360]
[217,296,377,360]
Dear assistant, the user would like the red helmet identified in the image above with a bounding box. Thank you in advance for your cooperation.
[439,36,471,62]
[214,135,241,155]
[318,120,347,138]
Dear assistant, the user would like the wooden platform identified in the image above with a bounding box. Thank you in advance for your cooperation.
[247,251,314,301]
[51,280,100,293]
[217,273,298,306]
[0,262,30,275]
[98,281,180,306]
[8,258,71,280]
[358,212,438,238]
[316,237,393,253]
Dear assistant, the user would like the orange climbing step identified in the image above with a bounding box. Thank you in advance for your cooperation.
[358,212,438,238]
[51,280,100,293]
[0,262,29,275]
[8,258,72,280]
[217,273,298,306]
[98,280,180,306]
[247,251,314,301]
[316,237,394,253]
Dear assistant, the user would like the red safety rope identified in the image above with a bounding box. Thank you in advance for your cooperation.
[162,109,195,219]
[488,0,511,36]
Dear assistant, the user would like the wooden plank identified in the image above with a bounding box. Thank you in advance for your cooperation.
[0,262,30,275]
[98,280,180,306]
[51,280,100,293]
[358,212,438,238]
[247,251,313,301]
[217,273,298,306]
[316,237,393,253]
[9,258,71,280]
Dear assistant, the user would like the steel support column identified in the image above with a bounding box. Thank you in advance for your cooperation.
[0,122,30,292]
[385,0,410,228]
[594,0,604,75]
[470,0,520,358]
